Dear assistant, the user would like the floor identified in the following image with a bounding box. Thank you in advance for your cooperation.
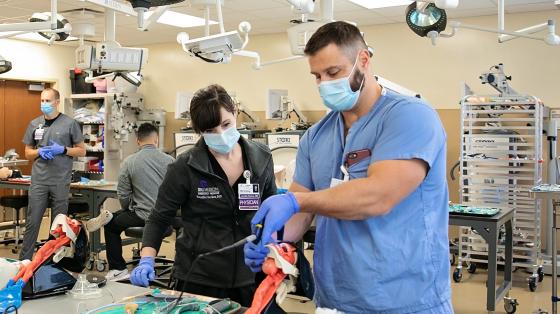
[0,219,555,314]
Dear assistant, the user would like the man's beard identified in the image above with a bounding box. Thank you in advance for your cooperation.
[350,69,365,92]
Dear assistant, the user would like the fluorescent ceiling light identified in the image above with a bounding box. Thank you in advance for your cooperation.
[0,31,78,42]
[348,0,413,9]
[145,10,217,28]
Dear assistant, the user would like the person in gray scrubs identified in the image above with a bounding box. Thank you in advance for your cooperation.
[20,87,86,260]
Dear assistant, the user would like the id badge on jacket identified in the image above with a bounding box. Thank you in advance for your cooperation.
[239,170,260,211]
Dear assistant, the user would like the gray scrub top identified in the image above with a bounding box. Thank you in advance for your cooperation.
[23,113,84,185]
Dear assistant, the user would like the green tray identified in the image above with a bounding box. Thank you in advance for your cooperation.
[449,204,501,217]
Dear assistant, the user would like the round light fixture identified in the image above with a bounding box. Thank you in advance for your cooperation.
[0,55,12,74]
[406,2,447,37]
[29,12,71,41]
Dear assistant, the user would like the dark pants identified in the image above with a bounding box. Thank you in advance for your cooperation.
[104,210,144,270]
[173,280,256,308]
[20,182,70,260]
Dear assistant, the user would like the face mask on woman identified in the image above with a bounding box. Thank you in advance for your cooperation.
[203,126,241,154]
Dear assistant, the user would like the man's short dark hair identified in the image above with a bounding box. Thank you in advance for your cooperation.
[189,84,236,134]
[304,21,368,59]
[137,123,158,141]
[42,87,60,100]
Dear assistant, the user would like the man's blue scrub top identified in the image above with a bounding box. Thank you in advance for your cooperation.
[293,90,451,313]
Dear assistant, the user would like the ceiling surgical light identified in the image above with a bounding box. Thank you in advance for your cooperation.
[406,2,447,37]
[0,54,12,74]
[29,12,71,42]
[126,0,185,29]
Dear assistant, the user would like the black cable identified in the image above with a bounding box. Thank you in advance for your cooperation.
[291,109,303,122]
[166,144,196,158]
[165,235,256,314]
[240,110,255,122]
[449,161,460,181]
[3,305,17,314]
[137,49,144,76]
[194,51,222,63]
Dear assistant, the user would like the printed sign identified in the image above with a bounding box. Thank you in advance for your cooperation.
[174,132,201,156]
[266,134,300,150]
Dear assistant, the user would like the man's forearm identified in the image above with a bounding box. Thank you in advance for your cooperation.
[284,212,314,242]
[25,148,39,160]
[293,160,427,220]
[66,146,86,157]
[140,247,157,258]
[294,177,390,220]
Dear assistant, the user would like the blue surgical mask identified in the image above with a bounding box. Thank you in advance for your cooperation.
[318,56,365,112]
[41,102,54,116]
[203,126,241,154]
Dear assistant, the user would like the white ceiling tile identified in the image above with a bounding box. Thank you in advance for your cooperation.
[3,0,48,12]
[336,10,398,26]
[447,8,500,19]
[454,0,495,10]
[370,5,411,18]
[222,0,287,11]
[492,0,554,5]
[505,3,558,13]
[336,1,365,12]
[0,5,35,19]
[245,8,295,20]
[0,0,19,5]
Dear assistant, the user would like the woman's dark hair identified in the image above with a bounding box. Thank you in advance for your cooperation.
[189,84,236,134]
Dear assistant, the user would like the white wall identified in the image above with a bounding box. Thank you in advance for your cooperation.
[0,38,75,100]
[139,10,560,111]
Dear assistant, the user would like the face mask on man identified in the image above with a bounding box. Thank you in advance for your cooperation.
[318,54,365,112]
[203,126,241,154]
[41,102,54,116]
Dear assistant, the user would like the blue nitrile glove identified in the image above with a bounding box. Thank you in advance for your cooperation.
[251,192,300,248]
[48,140,65,156]
[130,257,155,287]
[38,147,53,160]
[244,242,269,273]
[0,279,24,313]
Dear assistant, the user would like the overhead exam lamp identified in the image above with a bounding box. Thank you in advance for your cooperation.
[407,0,560,46]
[0,55,12,74]
[406,2,447,38]
[29,12,71,43]
[126,0,184,29]
[0,0,72,46]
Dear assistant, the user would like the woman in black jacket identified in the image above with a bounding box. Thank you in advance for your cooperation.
[130,84,277,306]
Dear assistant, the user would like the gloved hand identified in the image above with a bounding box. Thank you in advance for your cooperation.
[47,140,65,156]
[130,257,155,287]
[244,242,269,272]
[251,192,300,248]
[0,279,24,313]
[38,147,53,160]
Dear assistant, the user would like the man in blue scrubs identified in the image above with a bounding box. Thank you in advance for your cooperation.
[244,22,452,313]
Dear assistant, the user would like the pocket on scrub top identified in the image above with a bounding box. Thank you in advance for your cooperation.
[347,157,371,179]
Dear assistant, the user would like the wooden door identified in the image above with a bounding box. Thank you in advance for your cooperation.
[2,81,46,175]
[0,80,4,156]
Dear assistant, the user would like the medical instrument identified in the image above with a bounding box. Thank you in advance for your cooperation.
[165,235,257,314]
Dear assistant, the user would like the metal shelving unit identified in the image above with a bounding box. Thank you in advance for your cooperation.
[65,92,142,181]
[457,95,545,291]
